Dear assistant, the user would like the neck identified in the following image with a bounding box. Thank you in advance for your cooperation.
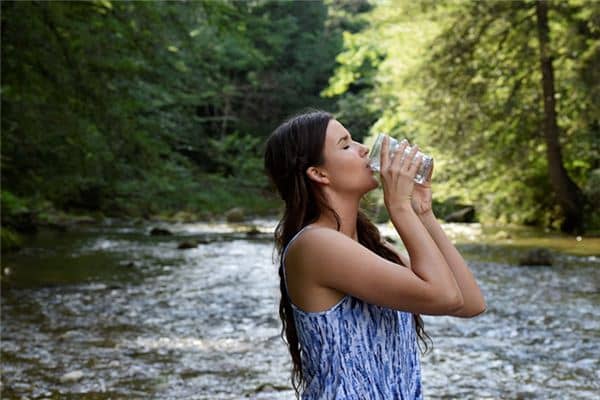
[314,191,361,241]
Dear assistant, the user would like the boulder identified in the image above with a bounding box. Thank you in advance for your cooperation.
[225,207,245,223]
[177,240,198,249]
[443,206,476,223]
[149,227,173,236]
[518,248,554,266]
[245,226,261,237]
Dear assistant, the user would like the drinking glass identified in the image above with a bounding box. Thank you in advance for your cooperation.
[368,134,433,185]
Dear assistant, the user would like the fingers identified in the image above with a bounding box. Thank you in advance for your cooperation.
[381,136,423,180]
[391,140,420,174]
[405,146,423,175]
[389,139,409,171]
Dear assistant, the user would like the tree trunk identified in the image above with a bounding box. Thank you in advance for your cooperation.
[535,0,585,233]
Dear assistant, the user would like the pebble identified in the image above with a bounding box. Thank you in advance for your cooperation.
[60,370,84,383]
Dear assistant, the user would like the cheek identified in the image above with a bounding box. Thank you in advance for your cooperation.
[332,165,367,188]
[324,152,364,185]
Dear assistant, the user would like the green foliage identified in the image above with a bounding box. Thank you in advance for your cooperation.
[208,132,264,183]
[3,0,595,231]
[324,0,599,231]
[1,0,342,220]
[1,190,29,252]
[1,226,23,253]
[1,190,29,216]
[322,2,385,142]
[417,0,598,229]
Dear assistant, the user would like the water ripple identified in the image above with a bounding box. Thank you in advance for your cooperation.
[1,224,599,399]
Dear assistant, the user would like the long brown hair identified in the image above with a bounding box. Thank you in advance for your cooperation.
[263,110,431,397]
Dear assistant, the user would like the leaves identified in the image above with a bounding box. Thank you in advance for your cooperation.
[1,0,342,215]
[324,0,599,229]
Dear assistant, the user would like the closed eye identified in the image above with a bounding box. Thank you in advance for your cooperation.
[337,134,351,148]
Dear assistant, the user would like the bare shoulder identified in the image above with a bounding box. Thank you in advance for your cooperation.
[285,226,364,270]
[285,225,454,315]
[285,226,415,311]
[283,227,352,312]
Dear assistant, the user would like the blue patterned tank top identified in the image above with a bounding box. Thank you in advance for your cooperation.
[282,227,423,400]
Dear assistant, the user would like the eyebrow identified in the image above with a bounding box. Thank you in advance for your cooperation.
[337,134,350,145]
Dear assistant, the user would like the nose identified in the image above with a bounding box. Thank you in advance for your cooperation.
[358,142,369,157]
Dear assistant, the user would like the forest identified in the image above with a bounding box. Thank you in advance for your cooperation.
[2,0,599,252]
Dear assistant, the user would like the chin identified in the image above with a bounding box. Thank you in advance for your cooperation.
[363,178,379,194]
[369,175,379,189]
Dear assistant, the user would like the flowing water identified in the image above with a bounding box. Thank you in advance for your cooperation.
[1,219,599,399]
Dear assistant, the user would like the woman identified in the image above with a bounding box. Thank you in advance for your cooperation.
[263,110,486,399]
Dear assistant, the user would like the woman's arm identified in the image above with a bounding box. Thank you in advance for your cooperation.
[387,202,465,311]
[418,211,487,317]
[383,241,411,270]
[286,219,464,316]
[407,150,486,318]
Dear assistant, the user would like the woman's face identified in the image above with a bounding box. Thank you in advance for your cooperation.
[317,119,379,194]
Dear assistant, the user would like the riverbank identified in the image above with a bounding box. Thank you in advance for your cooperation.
[2,189,599,259]
[3,211,599,263]
[0,185,282,253]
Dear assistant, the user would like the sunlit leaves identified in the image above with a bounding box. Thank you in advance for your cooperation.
[323,0,598,228]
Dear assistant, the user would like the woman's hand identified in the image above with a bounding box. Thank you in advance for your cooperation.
[380,136,423,214]
[411,162,434,216]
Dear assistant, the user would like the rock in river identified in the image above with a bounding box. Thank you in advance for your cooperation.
[225,207,245,223]
[149,227,173,236]
[60,370,84,383]
[443,206,476,223]
[177,240,198,249]
[518,248,554,266]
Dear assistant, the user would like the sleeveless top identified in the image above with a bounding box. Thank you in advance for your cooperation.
[282,226,424,400]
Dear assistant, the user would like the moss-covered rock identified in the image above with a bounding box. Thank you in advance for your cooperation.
[518,248,554,266]
[444,206,476,223]
[225,207,246,223]
[171,211,199,223]
[1,227,23,253]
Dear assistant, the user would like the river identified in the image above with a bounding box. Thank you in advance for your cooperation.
[1,219,599,399]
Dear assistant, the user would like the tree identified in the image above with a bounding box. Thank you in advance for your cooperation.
[324,0,598,232]
[535,0,586,233]
[1,0,343,217]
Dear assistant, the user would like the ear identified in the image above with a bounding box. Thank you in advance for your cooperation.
[305,166,330,185]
